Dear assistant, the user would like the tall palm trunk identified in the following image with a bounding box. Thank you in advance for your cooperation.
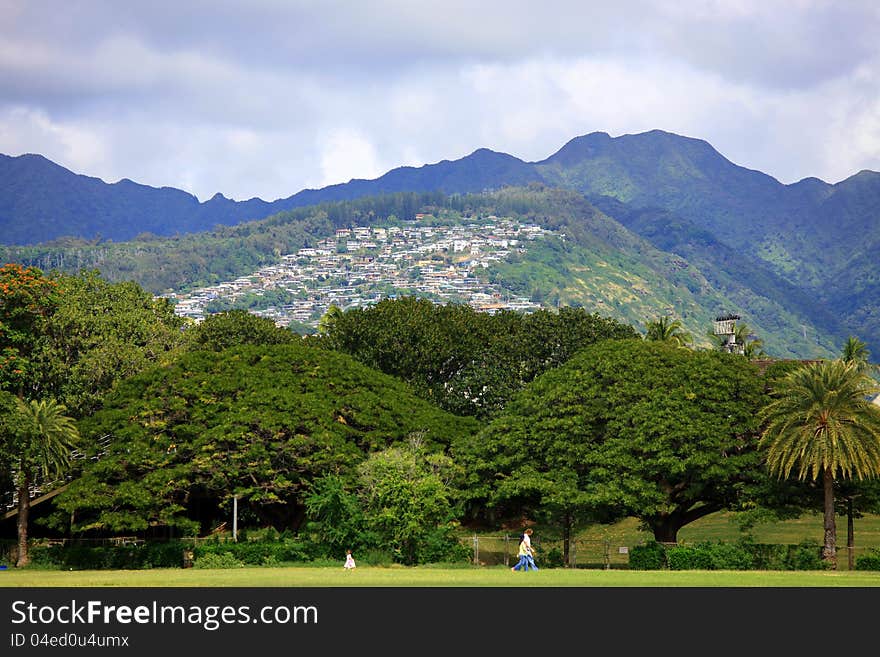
[15,471,30,568]
[847,497,855,571]
[822,467,837,570]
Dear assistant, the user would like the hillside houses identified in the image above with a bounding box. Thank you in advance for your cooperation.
[167,218,557,328]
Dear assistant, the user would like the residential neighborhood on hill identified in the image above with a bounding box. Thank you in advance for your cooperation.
[166,217,557,328]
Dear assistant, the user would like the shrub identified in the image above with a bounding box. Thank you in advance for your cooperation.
[27,541,189,570]
[358,549,394,566]
[628,541,667,570]
[541,546,564,569]
[192,539,310,565]
[790,541,827,570]
[667,544,713,570]
[193,552,244,569]
[855,549,880,571]
[666,542,754,570]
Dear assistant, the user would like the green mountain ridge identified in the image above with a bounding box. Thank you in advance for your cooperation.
[2,129,877,359]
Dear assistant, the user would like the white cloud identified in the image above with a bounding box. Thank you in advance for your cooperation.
[0,1,878,200]
[0,106,107,175]
[316,129,385,187]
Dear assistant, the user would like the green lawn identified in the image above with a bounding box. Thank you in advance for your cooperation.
[2,565,880,587]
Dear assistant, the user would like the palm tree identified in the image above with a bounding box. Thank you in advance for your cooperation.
[644,316,692,348]
[841,336,873,373]
[317,304,343,337]
[759,360,880,569]
[839,336,878,566]
[742,334,767,360]
[11,398,79,567]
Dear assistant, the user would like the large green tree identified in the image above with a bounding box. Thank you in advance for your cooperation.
[181,308,297,352]
[456,339,768,548]
[2,266,186,416]
[759,359,880,569]
[58,342,479,536]
[323,297,637,418]
[0,264,59,398]
[40,269,186,416]
[354,438,465,565]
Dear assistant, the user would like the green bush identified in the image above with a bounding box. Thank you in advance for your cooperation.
[784,540,826,571]
[28,541,189,570]
[628,541,667,570]
[541,546,564,569]
[855,549,880,571]
[192,538,310,565]
[416,528,471,565]
[667,544,714,570]
[358,549,394,566]
[666,541,755,570]
[193,552,244,569]
[626,539,823,571]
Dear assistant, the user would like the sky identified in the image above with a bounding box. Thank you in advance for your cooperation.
[1,0,879,202]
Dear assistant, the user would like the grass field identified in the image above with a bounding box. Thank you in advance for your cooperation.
[3,565,880,587]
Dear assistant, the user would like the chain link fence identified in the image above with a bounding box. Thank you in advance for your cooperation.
[466,534,637,569]
[463,534,878,571]
[1,536,877,570]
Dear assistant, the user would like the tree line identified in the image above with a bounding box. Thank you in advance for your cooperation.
[2,264,880,570]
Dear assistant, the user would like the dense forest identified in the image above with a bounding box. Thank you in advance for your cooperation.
[3,263,879,570]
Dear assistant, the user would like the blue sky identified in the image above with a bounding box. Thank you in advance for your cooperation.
[1,0,878,201]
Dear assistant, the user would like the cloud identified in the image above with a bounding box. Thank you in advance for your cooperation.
[316,129,385,187]
[0,1,878,200]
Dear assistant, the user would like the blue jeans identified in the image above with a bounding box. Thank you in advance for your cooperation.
[525,555,538,571]
[512,555,529,571]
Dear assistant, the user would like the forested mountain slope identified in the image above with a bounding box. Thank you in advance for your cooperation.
[2,129,876,357]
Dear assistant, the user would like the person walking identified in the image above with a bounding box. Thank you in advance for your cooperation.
[511,536,530,571]
[521,528,538,571]
[344,549,356,571]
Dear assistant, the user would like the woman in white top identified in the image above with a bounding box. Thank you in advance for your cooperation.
[522,528,538,570]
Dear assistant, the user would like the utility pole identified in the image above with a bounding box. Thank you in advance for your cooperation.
[233,495,238,542]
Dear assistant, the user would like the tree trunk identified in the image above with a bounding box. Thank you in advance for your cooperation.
[562,513,571,567]
[822,467,837,570]
[847,497,854,571]
[651,519,679,545]
[15,473,30,568]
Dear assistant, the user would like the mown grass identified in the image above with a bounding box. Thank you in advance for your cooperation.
[3,565,880,587]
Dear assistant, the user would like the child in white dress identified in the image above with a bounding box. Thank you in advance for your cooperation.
[344,549,356,570]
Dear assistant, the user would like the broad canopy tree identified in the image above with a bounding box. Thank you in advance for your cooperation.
[455,339,768,549]
[323,296,638,419]
[1,266,186,418]
[58,342,479,537]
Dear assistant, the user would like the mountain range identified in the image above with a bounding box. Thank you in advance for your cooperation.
[1,129,878,360]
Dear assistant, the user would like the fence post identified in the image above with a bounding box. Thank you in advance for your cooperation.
[504,534,509,567]
[604,538,610,570]
[472,534,479,566]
